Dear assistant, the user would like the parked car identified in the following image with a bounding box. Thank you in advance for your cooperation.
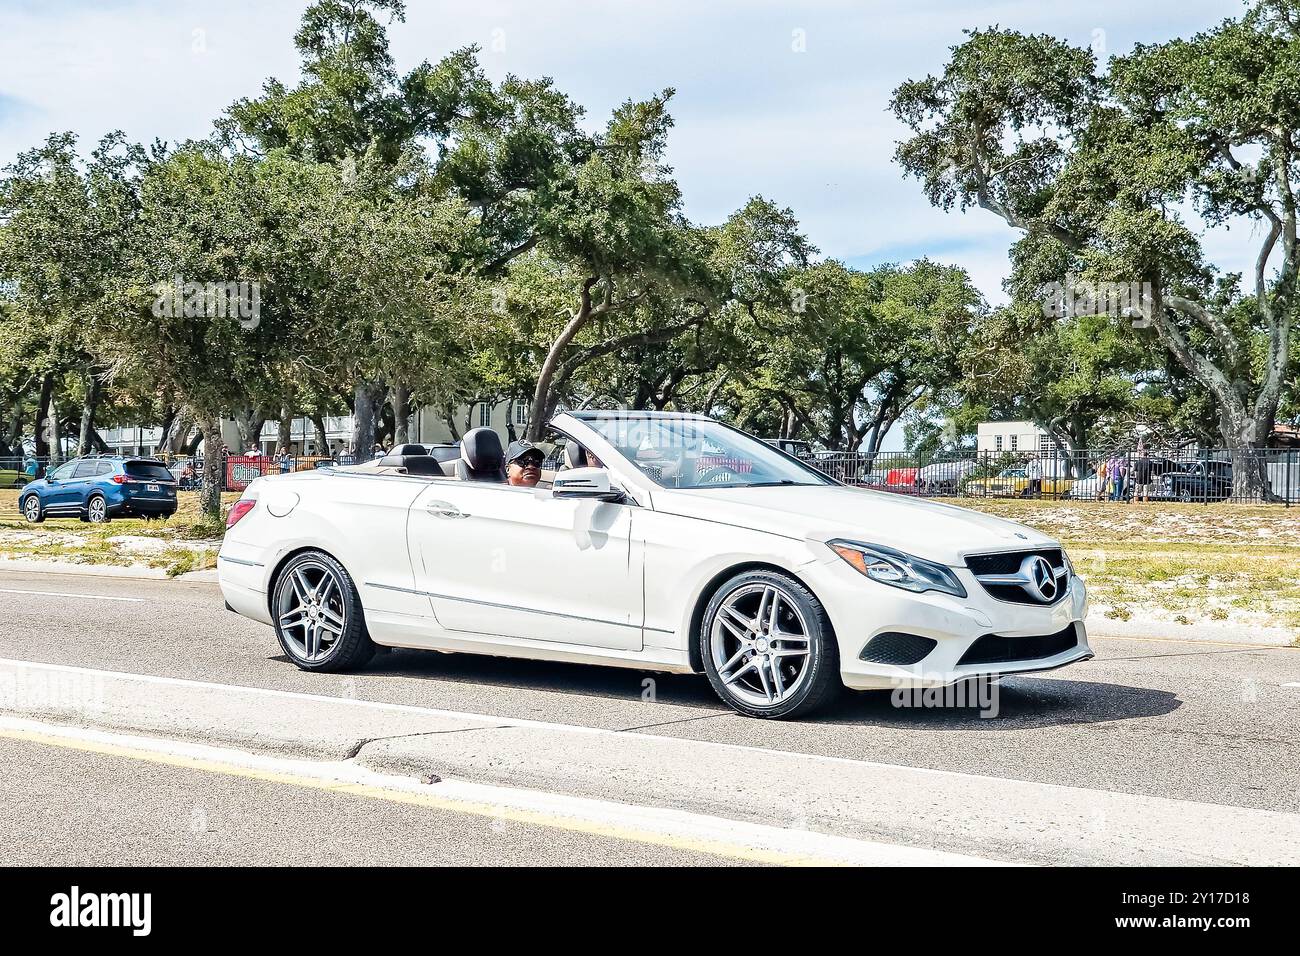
[19,455,178,523]
[219,411,1092,720]
[965,467,1027,497]
[914,460,977,495]
[763,438,813,459]
[1155,460,1234,502]
[967,461,1074,498]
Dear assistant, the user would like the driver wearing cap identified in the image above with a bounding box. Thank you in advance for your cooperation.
[505,440,545,488]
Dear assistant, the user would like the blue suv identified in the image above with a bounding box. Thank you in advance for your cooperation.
[20,455,178,523]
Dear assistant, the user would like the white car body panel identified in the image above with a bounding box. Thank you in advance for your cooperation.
[219,412,1092,692]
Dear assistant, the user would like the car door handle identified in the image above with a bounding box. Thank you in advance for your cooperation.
[426,500,469,518]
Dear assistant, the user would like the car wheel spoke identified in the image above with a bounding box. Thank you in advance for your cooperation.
[755,655,773,702]
[722,657,757,686]
[719,646,750,674]
[767,656,785,698]
[720,604,756,633]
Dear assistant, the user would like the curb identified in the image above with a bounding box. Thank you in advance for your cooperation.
[0,558,218,583]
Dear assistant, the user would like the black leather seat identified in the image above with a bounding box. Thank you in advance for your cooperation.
[376,454,444,476]
[389,443,428,457]
[454,427,506,482]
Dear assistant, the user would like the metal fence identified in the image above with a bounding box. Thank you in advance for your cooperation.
[5,445,1299,504]
[798,447,1300,505]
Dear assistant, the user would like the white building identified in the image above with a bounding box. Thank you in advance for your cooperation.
[975,420,1052,455]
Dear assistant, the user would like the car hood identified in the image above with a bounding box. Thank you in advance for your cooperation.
[655,484,1057,565]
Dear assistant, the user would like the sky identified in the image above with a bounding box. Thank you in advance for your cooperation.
[0,0,1258,447]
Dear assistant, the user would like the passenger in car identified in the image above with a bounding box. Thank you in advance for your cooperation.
[506,441,544,488]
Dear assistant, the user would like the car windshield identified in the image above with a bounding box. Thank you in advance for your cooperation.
[581,416,833,489]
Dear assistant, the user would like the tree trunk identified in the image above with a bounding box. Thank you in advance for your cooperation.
[392,385,410,444]
[350,379,386,456]
[528,279,597,440]
[198,413,225,518]
[311,414,328,455]
[277,403,294,455]
[233,406,267,454]
[443,408,461,442]
[1222,407,1273,501]
[35,373,56,462]
[77,371,102,455]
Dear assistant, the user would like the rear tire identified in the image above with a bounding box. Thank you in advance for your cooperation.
[700,570,840,719]
[87,494,110,523]
[272,550,376,672]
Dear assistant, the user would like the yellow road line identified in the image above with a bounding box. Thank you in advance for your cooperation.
[0,725,841,867]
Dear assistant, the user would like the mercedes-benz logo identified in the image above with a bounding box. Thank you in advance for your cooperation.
[1020,554,1059,603]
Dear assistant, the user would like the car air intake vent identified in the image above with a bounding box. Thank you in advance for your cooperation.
[957,624,1079,666]
[966,549,1063,576]
[859,632,938,665]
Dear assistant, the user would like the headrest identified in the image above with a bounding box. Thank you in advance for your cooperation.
[563,442,586,470]
[460,427,505,472]
[390,443,427,457]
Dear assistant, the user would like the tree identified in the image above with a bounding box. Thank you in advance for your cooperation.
[892,3,1300,497]
[0,132,143,463]
[727,259,983,452]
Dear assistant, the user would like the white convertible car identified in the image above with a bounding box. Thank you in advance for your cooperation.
[218,412,1092,718]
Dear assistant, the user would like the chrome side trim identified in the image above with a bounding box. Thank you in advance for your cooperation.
[218,555,264,568]
[365,581,645,631]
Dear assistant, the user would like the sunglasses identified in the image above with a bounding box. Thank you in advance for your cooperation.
[512,456,543,469]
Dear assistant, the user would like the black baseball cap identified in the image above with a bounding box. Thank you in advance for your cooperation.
[506,440,544,466]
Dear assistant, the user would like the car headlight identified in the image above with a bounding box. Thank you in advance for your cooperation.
[828,540,967,598]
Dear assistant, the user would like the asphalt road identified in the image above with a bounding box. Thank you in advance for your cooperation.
[2,568,1299,864]
[0,736,734,866]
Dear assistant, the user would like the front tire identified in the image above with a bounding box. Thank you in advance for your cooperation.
[21,494,43,523]
[272,550,376,672]
[700,570,840,719]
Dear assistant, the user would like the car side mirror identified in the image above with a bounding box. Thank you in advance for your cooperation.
[553,467,623,502]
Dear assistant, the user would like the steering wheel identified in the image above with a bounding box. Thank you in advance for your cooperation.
[696,465,743,485]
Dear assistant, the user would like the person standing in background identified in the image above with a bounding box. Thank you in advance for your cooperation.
[1109,453,1128,501]
[1131,450,1153,503]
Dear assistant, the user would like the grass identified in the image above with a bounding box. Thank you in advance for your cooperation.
[0,489,237,576]
[943,496,1300,637]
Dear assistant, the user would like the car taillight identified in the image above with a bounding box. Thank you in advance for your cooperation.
[111,474,126,484]
[226,499,256,528]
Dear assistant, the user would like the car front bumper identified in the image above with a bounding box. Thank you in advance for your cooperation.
[803,553,1092,691]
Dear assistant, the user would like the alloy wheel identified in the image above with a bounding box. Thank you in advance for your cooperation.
[88,496,107,522]
[276,561,347,663]
[709,582,812,708]
[23,497,40,521]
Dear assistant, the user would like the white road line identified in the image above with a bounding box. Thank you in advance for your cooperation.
[1283,682,1300,688]
[0,588,145,603]
[0,715,1008,867]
